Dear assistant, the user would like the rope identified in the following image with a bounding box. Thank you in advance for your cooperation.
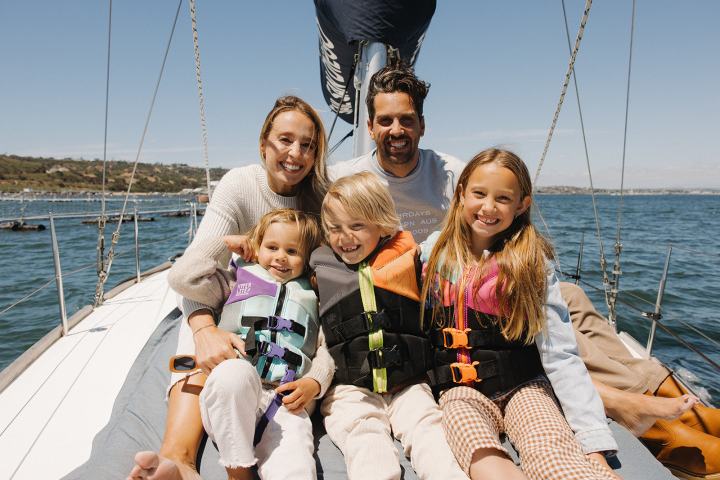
[534,0,592,186]
[189,0,212,201]
[94,0,183,306]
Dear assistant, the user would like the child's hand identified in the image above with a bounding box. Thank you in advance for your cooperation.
[587,452,621,480]
[223,235,254,262]
[275,377,321,414]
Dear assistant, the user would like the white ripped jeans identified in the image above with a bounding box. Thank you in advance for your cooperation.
[199,358,315,479]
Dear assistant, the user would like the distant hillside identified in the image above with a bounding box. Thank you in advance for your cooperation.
[0,155,229,193]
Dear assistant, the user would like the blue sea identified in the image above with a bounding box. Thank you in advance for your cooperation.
[1,194,718,402]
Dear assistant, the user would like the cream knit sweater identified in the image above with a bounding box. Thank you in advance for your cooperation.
[167,163,335,396]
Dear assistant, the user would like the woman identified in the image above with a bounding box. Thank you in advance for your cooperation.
[128,95,328,480]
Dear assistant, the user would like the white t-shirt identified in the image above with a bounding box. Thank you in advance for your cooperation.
[329,149,466,242]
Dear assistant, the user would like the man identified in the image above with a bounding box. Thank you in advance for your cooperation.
[329,63,465,243]
[332,63,719,479]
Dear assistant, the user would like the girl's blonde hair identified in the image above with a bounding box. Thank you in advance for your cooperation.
[420,149,554,343]
[259,96,329,215]
[247,208,323,268]
[321,171,401,238]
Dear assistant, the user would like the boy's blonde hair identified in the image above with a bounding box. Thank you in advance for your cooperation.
[321,172,400,237]
[247,208,323,266]
[420,149,554,344]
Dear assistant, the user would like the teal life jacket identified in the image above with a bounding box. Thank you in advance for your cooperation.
[218,262,319,384]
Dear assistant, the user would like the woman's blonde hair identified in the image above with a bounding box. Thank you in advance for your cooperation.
[259,96,329,215]
[247,208,323,268]
[321,171,400,238]
[420,149,554,343]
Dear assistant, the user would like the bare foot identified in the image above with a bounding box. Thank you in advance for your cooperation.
[604,388,697,436]
[127,451,202,480]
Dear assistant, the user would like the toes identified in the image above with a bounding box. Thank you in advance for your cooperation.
[135,451,160,471]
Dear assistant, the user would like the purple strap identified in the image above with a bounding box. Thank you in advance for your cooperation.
[253,368,297,446]
[267,315,295,332]
[260,341,287,359]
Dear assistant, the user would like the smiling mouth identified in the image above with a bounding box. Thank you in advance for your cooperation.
[280,161,303,173]
[387,138,408,150]
[271,265,290,273]
[476,216,500,226]
[341,245,360,253]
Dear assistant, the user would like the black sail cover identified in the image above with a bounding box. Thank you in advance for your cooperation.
[315,0,436,124]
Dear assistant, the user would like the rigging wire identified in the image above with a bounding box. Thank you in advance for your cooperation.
[607,0,637,324]
[189,0,213,201]
[94,0,183,306]
[558,0,611,312]
[95,0,113,303]
[328,129,354,158]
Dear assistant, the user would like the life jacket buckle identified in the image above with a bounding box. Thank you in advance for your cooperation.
[450,361,480,383]
[442,328,471,349]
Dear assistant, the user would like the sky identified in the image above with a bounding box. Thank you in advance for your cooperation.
[1,0,718,189]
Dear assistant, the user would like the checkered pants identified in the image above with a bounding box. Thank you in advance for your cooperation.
[440,380,615,480]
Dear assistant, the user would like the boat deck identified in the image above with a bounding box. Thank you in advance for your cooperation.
[0,269,176,479]
[0,268,676,479]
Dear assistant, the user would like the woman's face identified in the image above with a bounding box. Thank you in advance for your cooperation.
[261,110,317,196]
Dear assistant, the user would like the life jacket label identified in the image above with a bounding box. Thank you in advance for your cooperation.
[226,268,277,305]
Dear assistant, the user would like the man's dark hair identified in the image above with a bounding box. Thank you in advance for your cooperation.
[365,62,430,121]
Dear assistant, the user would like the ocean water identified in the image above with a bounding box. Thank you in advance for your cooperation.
[1,194,718,402]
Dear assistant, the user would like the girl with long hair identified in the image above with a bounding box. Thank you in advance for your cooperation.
[420,148,619,480]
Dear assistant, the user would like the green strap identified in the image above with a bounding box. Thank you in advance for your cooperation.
[359,262,387,393]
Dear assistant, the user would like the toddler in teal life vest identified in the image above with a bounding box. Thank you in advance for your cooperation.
[310,172,467,479]
[175,209,334,479]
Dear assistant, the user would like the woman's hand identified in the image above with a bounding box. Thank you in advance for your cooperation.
[223,234,254,262]
[276,377,321,414]
[587,452,621,480]
[189,310,247,375]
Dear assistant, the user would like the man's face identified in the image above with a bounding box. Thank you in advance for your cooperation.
[367,92,425,177]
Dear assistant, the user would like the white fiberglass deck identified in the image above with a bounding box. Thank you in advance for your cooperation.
[0,269,176,479]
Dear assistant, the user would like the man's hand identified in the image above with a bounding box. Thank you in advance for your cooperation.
[276,377,321,414]
[223,235,254,262]
[587,452,622,480]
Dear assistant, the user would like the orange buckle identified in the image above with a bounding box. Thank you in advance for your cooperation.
[442,328,471,349]
[450,362,480,383]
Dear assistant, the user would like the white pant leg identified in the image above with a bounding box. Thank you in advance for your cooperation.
[199,358,263,468]
[387,383,468,480]
[322,384,400,480]
[255,398,316,480]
